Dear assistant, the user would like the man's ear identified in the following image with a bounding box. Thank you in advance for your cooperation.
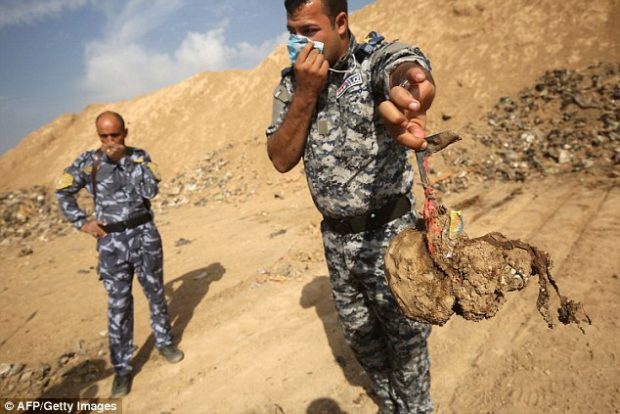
[123,128,129,138]
[335,11,348,36]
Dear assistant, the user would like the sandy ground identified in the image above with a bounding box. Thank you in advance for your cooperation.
[1,169,618,413]
[1,0,619,412]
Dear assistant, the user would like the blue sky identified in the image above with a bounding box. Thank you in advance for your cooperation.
[0,0,375,155]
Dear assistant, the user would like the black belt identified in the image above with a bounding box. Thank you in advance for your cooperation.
[102,212,152,233]
[322,195,412,235]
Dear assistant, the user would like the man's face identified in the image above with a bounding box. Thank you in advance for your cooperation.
[286,0,348,65]
[96,115,126,147]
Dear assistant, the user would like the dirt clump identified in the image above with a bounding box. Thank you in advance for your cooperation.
[385,210,591,330]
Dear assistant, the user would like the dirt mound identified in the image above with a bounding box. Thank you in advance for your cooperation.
[0,140,269,248]
[2,0,618,194]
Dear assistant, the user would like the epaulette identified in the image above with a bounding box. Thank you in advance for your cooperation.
[281,66,294,78]
[354,31,385,62]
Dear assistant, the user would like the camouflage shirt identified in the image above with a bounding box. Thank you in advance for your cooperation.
[55,147,160,229]
[266,33,431,219]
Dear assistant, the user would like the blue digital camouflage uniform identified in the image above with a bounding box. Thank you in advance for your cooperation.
[266,33,433,413]
[56,147,173,376]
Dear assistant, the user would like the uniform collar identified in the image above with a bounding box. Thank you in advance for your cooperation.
[331,32,358,72]
[101,147,132,167]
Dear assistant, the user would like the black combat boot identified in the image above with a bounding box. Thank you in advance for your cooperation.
[111,373,131,397]
[158,345,184,363]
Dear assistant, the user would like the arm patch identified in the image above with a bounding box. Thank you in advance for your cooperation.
[56,172,74,190]
[146,162,161,181]
[271,83,292,125]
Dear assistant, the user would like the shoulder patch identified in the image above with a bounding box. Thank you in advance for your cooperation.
[355,31,385,63]
[56,172,74,190]
[132,157,145,163]
[83,166,92,175]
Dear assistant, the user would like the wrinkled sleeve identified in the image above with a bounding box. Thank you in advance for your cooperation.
[370,41,432,100]
[55,153,90,230]
[135,150,160,199]
[265,76,294,139]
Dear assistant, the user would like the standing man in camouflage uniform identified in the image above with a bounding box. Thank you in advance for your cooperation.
[266,1,435,412]
[56,111,183,397]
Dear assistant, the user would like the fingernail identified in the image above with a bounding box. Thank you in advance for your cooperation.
[421,141,428,150]
[408,101,420,111]
[415,72,425,81]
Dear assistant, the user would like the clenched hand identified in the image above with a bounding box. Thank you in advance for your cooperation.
[379,65,435,150]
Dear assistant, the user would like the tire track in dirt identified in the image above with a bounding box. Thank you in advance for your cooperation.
[469,179,575,240]
[441,177,619,414]
[550,182,619,280]
[524,184,611,267]
[430,181,555,411]
[434,177,579,411]
[541,183,620,414]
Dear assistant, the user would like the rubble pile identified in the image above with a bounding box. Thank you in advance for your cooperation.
[0,144,262,245]
[0,186,68,245]
[154,144,261,213]
[0,342,106,398]
[437,62,620,192]
[0,362,51,396]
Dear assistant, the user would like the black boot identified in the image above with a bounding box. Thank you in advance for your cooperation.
[158,345,184,363]
[111,373,132,397]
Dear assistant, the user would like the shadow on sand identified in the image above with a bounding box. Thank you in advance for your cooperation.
[34,262,225,399]
[306,397,349,414]
[132,262,226,374]
[300,276,371,390]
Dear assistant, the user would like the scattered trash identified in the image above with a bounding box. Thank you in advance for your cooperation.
[436,63,620,193]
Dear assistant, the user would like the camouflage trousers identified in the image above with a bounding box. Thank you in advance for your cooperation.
[321,211,432,414]
[98,221,173,375]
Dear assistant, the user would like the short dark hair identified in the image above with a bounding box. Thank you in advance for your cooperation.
[285,0,348,22]
[95,111,125,130]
